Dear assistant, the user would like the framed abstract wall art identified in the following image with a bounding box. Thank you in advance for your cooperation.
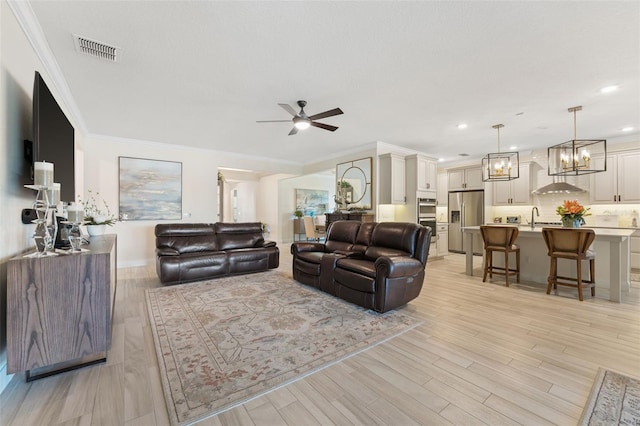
[119,157,182,220]
[295,189,329,217]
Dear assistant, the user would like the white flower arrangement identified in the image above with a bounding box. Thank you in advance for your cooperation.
[80,190,117,226]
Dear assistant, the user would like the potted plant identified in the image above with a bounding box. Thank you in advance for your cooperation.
[294,209,303,218]
[556,200,591,228]
[81,190,117,236]
[261,222,271,238]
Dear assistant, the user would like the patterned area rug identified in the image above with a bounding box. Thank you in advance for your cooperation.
[146,270,421,425]
[579,368,640,425]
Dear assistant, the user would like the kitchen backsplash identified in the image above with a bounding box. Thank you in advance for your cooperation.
[490,194,639,227]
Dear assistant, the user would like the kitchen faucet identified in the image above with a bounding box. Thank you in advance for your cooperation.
[531,207,539,229]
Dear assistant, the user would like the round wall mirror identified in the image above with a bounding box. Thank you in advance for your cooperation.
[336,157,372,209]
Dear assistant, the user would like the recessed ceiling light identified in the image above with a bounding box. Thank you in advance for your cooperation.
[457,124,468,129]
[601,85,619,93]
[621,126,634,132]
[509,146,518,150]
[438,158,445,162]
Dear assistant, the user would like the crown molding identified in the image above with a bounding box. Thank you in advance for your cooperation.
[87,133,304,171]
[7,0,88,134]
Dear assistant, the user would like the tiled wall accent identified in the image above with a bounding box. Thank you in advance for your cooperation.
[490,196,640,227]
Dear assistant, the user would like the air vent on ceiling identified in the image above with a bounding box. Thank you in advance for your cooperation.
[73,34,119,62]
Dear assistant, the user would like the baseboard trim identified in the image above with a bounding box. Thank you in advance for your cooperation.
[117,259,152,269]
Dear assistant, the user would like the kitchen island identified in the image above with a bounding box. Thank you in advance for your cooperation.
[462,226,634,302]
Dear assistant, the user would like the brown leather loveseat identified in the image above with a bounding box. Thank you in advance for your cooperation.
[291,221,431,313]
[155,222,279,284]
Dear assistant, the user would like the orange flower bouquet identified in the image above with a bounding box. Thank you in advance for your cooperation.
[556,200,590,227]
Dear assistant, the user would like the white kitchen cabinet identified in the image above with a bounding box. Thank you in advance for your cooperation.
[437,171,448,206]
[406,154,438,199]
[448,166,483,191]
[493,163,531,205]
[590,150,640,204]
[436,223,448,257]
[379,153,406,204]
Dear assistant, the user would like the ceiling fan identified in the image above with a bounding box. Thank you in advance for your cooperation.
[257,100,343,135]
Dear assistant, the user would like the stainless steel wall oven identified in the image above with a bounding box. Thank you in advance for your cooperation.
[417,198,437,252]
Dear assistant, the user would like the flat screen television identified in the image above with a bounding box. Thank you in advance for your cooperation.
[33,71,75,202]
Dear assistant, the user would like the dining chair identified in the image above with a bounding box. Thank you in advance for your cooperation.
[303,216,326,242]
[541,227,596,301]
[479,225,521,287]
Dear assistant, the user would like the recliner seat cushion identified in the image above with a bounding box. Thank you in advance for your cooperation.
[227,248,271,273]
[159,251,228,283]
[296,251,324,264]
[335,258,376,278]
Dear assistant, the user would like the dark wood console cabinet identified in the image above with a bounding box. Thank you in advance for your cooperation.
[325,212,375,229]
[7,235,117,380]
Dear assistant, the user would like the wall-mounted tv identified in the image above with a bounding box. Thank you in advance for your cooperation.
[33,71,75,202]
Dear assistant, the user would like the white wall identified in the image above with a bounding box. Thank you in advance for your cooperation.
[84,135,301,267]
[257,173,295,242]
[278,173,336,243]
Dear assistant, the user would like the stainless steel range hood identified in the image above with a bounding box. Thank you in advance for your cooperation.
[532,178,586,195]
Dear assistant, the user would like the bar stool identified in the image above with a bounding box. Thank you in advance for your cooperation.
[541,228,595,301]
[479,225,520,287]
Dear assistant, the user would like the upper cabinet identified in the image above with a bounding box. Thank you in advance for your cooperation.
[406,154,438,199]
[437,171,448,206]
[379,153,406,204]
[590,150,640,204]
[493,163,531,205]
[448,166,483,191]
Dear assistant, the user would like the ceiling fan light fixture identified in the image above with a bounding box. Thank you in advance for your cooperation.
[547,106,607,176]
[293,117,311,130]
[482,124,520,182]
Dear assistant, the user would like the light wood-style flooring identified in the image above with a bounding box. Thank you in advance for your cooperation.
[2,250,639,425]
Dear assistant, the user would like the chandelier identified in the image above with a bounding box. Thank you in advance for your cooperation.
[548,106,607,176]
[482,124,519,182]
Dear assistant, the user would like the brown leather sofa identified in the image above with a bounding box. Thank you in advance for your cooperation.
[155,222,279,284]
[291,221,431,313]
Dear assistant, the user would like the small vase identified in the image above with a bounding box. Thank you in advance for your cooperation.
[561,217,582,228]
[86,224,107,236]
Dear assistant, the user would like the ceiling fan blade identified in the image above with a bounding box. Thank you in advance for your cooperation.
[279,103,299,117]
[256,120,292,123]
[288,127,298,136]
[308,108,343,121]
[311,122,338,132]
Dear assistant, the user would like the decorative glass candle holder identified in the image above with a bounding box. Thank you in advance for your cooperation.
[68,223,83,251]
[33,220,48,256]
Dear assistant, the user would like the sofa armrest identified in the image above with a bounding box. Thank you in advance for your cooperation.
[375,256,424,278]
[262,240,277,248]
[156,247,180,256]
[291,242,325,255]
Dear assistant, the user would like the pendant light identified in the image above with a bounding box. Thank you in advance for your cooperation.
[547,106,607,176]
[482,124,520,182]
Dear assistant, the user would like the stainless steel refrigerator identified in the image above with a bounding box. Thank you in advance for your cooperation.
[448,190,484,255]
